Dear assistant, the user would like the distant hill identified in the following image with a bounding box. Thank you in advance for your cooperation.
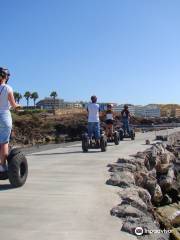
[158,104,180,117]
[158,104,180,108]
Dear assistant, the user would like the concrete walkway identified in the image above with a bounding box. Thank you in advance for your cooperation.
[0,128,179,240]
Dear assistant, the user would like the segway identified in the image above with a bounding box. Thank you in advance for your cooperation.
[106,125,120,145]
[0,148,28,188]
[82,130,107,152]
[119,125,135,141]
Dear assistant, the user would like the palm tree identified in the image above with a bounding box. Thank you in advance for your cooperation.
[31,92,39,107]
[50,91,58,115]
[24,91,31,107]
[14,92,19,103]
[17,93,22,104]
[14,92,22,103]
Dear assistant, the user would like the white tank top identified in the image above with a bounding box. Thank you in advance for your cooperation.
[87,103,100,122]
[106,113,113,120]
[0,84,13,112]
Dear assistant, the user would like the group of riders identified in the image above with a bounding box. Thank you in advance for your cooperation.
[87,95,132,144]
[0,66,132,172]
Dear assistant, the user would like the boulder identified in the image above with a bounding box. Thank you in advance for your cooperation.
[118,187,148,213]
[160,152,175,164]
[156,203,180,227]
[121,216,169,239]
[106,171,135,188]
[152,184,163,204]
[158,167,175,192]
[108,163,137,173]
[111,204,145,219]
[137,187,152,206]
[144,175,157,196]
[156,162,172,174]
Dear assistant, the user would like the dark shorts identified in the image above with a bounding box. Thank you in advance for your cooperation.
[105,119,114,125]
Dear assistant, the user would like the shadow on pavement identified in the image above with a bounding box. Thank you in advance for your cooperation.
[33,150,102,156]
[0,184,14,191]
[65,145,81,148]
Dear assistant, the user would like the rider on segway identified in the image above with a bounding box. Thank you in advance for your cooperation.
[82,95,107,152]
[105,103,114,141]
[119,104,135,140]
[121,104,131,135]
[0,67,20,173]
[104,104,120,145]
[0,67,28,187]
[87,95,101,147]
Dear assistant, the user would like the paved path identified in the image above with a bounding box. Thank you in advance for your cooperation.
[0,128,179,240]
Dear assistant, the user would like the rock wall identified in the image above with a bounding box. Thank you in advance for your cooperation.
[107,132,180,239]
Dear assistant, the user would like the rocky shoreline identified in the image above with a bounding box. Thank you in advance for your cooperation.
[107,132,180,240]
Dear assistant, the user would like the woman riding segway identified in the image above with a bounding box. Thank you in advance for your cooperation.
[0,67,28,187]
[0,67,20,173]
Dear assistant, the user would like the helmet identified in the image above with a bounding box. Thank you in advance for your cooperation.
[0,67,10,83]
[124,104,128,109]
[107,103,113,108]
[91,95,97,103]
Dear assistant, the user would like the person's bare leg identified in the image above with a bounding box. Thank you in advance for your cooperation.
[106,125,110,140]
[105,125,109,137]
[108,124,113,140]
[111,124,113,137]
[0,143,8,166]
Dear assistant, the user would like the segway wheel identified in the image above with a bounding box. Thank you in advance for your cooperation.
[82,134,89,152]
[114,131,119,145]
[130,130,135,140]
[7,148,28,188]
[119,129,124,141]
[100,136,107,152]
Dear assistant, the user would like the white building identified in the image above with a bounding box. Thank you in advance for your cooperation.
[135,105,160,118]
[113,104,136,115]
[64,102,83,108]
[36,98,64,110]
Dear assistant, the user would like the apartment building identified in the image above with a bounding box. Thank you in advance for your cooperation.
[135,105,161,117]
[113,104,136,115]
[36,98,64,110]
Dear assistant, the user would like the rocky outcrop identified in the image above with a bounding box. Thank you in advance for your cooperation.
[107,132,180,239]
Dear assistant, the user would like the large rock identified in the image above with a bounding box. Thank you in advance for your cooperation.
[118,187,149,213]
[156,162,172,174]
[121,216,169,239]
[117,158,146,171]
[158,167,175,192]
[156,203,180,227]
[107,162,137,173]
[171,228,180,240]
[160,152,176,164]
[108,137,180,239]
[152,184,163,204]
[117,158,137,165]
[111,204,145,219]
[137,187,152,206]
[106,171,135,188]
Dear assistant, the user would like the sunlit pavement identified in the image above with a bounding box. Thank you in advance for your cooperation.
[0,128,179,240]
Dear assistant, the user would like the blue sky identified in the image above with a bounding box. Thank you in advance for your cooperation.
[0,0,180,105]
